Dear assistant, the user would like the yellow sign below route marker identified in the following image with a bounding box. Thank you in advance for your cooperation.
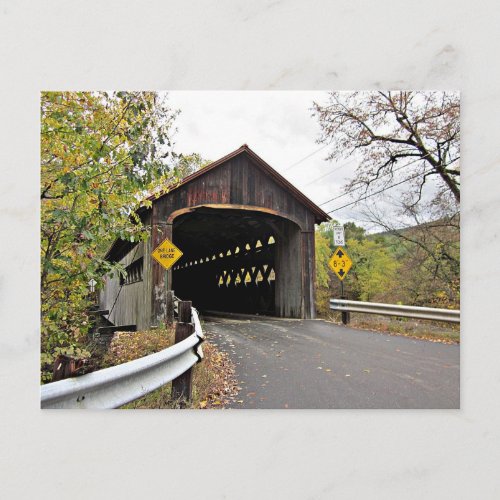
[328,246,352,281]
[152,238,183,270]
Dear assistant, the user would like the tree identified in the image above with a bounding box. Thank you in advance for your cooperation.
[313,91,460,310]
[344,221,366,242]
[148,152,211,199]
[313,91,460,208]
[315,220,366,251]
[314,227,333,317]
[314,220,403,317]
[314,221,368,317]
[346,238,400,302]
[315,229,331,288]
[173,153,211,179]
[41,92,178,377]
[376,213,460,308]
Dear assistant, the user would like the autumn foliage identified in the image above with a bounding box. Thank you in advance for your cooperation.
[40,92,178,379]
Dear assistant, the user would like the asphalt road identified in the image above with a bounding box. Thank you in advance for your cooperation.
[203,316,459,409]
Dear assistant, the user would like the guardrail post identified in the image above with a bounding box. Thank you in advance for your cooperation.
[52,354,85,381]
[340,294,350,325]
[171,300,194,402]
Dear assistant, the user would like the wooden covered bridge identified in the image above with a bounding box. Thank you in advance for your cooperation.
[100,145,329,330]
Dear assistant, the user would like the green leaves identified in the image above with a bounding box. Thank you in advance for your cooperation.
[315,229,331,288]
[41,91,178,373]
[346,238,400,302]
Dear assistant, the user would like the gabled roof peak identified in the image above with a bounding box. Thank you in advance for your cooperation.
[148,145,329,222]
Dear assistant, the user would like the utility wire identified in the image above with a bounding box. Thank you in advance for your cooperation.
[326,169,433,215]
[318,153,433,207]
[303,157,358,187]
[282,144,329,172]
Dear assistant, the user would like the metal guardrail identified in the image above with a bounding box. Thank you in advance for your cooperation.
[41,308,204,409]
[330,299,460,323]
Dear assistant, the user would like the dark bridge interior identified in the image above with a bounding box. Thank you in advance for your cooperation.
[172,207,300,317]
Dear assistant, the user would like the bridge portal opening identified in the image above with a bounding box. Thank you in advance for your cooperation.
[171,207,302,317]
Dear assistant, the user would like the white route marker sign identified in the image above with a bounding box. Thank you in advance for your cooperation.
[333,225,345,246]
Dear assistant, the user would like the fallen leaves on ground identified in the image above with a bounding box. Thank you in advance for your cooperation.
[114,333,239,409]
[102,327,175,367]
[195,340,239,409]
[338,316,459,344]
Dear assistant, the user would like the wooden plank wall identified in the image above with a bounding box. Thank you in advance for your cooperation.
[94,151,320,328]
[146,152,317,324]
[274,219,303,317]
[139,211,152,329]
[100,241,145,327]
[154,155,313,229]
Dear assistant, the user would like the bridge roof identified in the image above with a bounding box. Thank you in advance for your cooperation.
[147,144,330,222]
[106,145,329,262]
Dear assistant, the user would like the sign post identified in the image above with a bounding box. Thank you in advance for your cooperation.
[328,246,352,325]
[152,238,183,324]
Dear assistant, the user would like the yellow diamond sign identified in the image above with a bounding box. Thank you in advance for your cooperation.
[328,246,352,281]
[152,238,183,270]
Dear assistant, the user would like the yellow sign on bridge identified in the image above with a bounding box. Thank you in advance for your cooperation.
[152,238,183,270]
[328,247,352,281]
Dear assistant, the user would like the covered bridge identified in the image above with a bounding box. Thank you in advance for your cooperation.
[100,145,329,330]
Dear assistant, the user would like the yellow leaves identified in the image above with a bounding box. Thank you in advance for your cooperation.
[199,401,207,409]
[41,91,180,364]
[315,229,332,288]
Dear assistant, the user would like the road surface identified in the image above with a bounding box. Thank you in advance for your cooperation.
[203,316,459,409]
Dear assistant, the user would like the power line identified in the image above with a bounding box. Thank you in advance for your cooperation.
[282,144,329,172]
[327,169,433,215]
[318,154,433,207]
[303,157,357,187]
[318,162,411,207]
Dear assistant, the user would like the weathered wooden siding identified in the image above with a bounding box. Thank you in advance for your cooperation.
[99,236,151,329]
[103,148,326,327]
[153,155,314,231]
[139,212,152,330]
[274,219,302,317]
[148,152,317,323]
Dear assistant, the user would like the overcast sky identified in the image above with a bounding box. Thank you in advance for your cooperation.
[167,91,366,227]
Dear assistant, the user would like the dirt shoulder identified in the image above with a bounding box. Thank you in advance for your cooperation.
[322,313,459,344]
